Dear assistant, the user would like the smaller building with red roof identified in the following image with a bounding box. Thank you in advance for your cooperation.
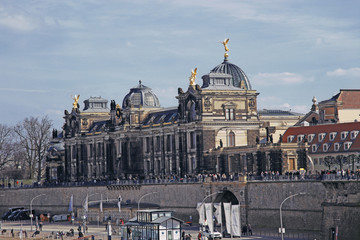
[283,121,360,172]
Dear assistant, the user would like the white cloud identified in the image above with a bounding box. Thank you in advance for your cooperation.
[258,101,309,114]
[0,13,36,31]
[326,67,360,77]
[0,88,47,93]
[251,72,313,86]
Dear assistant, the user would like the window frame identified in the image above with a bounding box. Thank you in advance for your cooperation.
[344,141,352,151]
[318,133,326,142]
[308,134,315,143]
[341,131,348,140]
[323,143,329,152]
[312,144,318,152]
[287,135,295,142]
[297,135,304,142]
[329,132,337,141]
[228,131,235,147]
[350,130,359,140]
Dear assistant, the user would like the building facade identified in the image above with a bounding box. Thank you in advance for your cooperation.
[46,43,307,183]
[283,121,360,172]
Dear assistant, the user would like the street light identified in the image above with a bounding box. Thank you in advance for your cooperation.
[201,191,221,206]
[199,191,222,238]
[82,193,100,234]
[279,192,306,240]
[138,192,158,210]
[30,194,45,231]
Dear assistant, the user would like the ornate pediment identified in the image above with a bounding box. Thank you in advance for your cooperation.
[222,101,237,108]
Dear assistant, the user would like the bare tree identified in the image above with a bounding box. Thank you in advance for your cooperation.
[323,156,335,171]
[0,124,15,170]
[14,116,52,182]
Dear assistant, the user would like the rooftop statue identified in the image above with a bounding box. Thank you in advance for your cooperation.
[72,94,80,109]
[189,67,197,86]
[221,38,230,58]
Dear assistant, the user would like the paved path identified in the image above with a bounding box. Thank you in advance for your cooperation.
[0,221,297,240]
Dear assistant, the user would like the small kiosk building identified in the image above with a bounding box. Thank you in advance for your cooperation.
[122,210,183,240]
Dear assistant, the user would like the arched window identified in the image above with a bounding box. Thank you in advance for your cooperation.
[228,131,235,147]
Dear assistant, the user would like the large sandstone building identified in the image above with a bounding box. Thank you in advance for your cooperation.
[46,42,306,182]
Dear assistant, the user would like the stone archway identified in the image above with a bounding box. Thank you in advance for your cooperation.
[208,190,239,236]
[213,190,239,205]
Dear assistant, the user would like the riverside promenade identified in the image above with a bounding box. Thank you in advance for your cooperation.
[0,221,287,240]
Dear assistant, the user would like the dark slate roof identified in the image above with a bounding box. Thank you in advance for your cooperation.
[210,58,252,90]
[122,81,161,109]
[88,120,108,133]
[47,142,64,152]
[142,108,178,127]
[282,122,360,154]
[258,109,303,116]
[319,92,340,104]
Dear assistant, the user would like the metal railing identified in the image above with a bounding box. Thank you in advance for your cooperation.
[2,172,360,189]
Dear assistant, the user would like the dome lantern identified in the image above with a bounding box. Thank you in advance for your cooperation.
[122,80,161,109]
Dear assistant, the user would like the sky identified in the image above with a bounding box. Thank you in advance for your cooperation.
[0,0,359,129]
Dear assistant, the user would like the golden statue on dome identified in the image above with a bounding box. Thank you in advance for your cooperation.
[189,67,197,86]
[221,38,230,58]
[72,94,80,109]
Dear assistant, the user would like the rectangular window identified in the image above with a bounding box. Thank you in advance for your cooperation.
[351,131,359,140]
[341,131,348,140]
[190,132,196,149]
[334,143,340,151]
[225,109,230,120]
[287,135,295,142]
[344,142,352,150]
[72,146,76,159]
[230,109,234,120]
[166,135,172,152]
[225,108,235,120]
[156,136,161,152]
[297,135,304,142]
[97,143,101,157]
[308,134,315,142]
[318,133,326,142]
[329,132,337,141]
[89,144,93,158]
[312,144,318,152]
[145,137,150,153]
[323,144,329,152]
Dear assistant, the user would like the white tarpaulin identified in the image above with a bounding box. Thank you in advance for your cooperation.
[196,202,205,225]
[68,195,73,212]
[223,202,231,234]
[83,194,88,212]
[205,203,214,233]
[213,203,222,224]
[231,204,241,236]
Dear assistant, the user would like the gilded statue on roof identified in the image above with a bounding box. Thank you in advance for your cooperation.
[221,38,230,58]
[72,94,80,109]
[189,68,197,86]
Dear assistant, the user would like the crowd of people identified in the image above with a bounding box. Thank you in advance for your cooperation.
[2,168,360,189]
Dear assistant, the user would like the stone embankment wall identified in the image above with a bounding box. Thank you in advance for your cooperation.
[0,181,359,240]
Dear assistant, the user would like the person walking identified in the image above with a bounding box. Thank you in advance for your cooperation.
[247,224,252,236]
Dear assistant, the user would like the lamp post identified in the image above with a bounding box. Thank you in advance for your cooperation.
[279,192,306,240]
[30,194,45,231]
[138,192,158,210]
[82,193,100,234]
[201,191,221,206]
[199,191,222,238]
